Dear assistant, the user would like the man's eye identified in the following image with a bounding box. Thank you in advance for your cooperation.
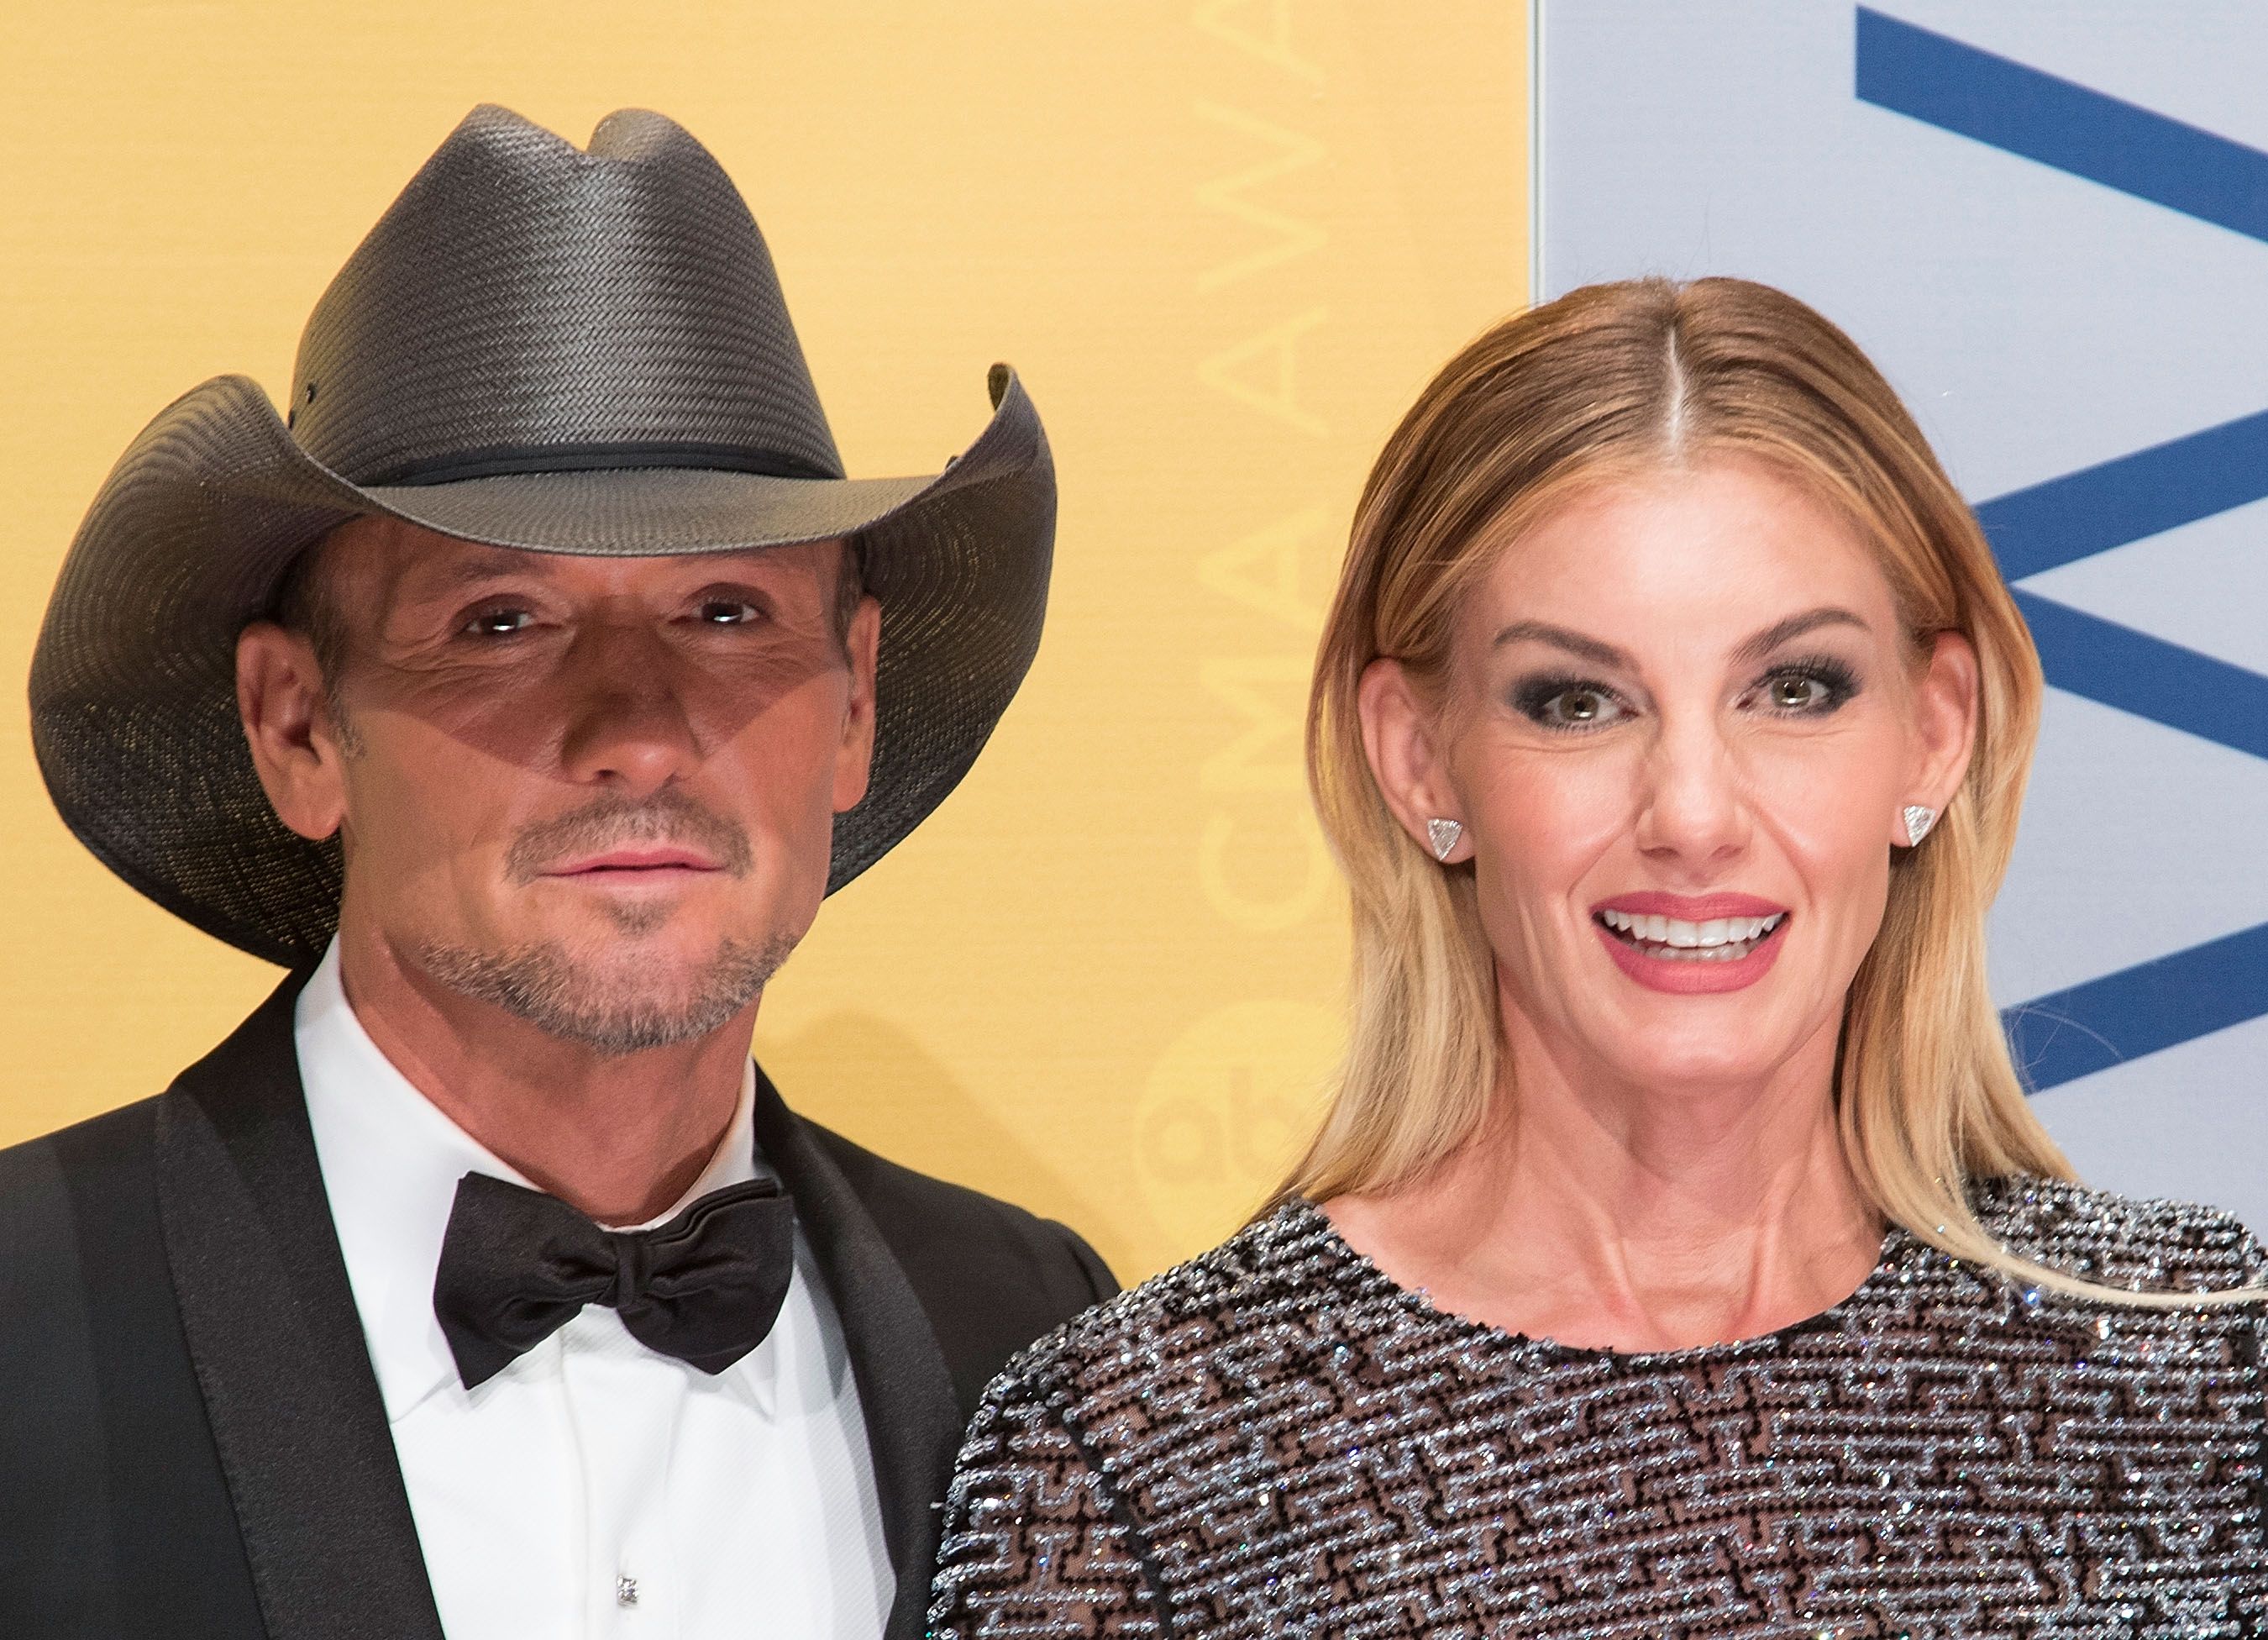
[1515,679,1630,731]
[463,608,534,638]
[695,598,762,625]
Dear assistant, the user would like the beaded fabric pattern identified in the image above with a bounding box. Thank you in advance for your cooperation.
[930,1180,2268,1638]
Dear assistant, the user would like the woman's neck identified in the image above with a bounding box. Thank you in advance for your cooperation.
[1324,1010,1884,1353]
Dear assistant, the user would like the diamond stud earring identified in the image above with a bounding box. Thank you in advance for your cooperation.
[1903,804,1938,847]
[1426,817,1464,861]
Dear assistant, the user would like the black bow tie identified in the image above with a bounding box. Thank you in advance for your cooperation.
[433,1171,796,1390]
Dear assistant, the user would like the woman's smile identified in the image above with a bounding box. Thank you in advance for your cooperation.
[1590,891,1791,993]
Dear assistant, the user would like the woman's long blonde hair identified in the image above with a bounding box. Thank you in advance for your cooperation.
[1283,276,2238,1307]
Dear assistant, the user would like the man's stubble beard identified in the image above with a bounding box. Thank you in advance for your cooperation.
[329,703,799,1054]
[415,925,798,1057]
[419,789,791,1056]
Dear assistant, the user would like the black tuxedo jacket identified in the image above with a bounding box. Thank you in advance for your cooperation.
[0,974,1114,1639]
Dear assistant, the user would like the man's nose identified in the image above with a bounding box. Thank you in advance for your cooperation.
[554,622,702,796]
[1631,709,1750,868]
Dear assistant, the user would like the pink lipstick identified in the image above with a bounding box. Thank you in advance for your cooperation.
[1589,891,1790,995]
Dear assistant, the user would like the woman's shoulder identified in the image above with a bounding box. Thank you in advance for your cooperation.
[1967,1173,2266,1293]
[974,1199,1357,1417]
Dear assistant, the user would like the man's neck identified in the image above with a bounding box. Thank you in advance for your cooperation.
[333,929,757,1225]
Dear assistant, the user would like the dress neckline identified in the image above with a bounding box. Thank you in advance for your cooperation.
[1281,1196,1914,1367]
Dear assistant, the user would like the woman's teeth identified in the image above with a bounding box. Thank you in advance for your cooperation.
[1597,908,1786,962]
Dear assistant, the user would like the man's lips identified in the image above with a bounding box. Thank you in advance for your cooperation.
[541,846,722,877]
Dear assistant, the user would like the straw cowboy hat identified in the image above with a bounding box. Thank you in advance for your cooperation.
[29,104,1055,967]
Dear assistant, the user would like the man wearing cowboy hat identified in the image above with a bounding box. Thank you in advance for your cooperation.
[6,105,1110,1639]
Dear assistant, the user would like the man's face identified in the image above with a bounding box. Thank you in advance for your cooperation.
[240,515,878,1054]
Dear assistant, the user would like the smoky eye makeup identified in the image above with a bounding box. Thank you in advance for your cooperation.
[1508,670,1633,730]
[1746,651,1861,714]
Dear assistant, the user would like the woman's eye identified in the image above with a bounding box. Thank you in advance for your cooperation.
[462,608,534,638]
[1751,663,1856,715]
[1518,682,1629,730]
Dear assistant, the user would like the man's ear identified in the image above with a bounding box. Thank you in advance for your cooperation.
[1897,628,1981,846]
[236,621,350,842]
[831,593,882,813]
[1355,657,1471,862]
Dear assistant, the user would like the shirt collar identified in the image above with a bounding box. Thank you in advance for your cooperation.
[294,938,764,1422]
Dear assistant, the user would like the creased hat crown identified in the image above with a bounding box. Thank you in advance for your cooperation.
[288,105,844,486]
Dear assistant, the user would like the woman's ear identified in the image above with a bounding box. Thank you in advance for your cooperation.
[1356,657,1471,862]
[236,621,351,843]
[1898,628,1980,846]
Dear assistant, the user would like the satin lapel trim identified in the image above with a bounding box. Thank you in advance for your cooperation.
[155,975,445,1640]
[753,1075,962,1640]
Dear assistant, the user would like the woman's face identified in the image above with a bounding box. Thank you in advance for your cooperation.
[1360,457,1978,1097]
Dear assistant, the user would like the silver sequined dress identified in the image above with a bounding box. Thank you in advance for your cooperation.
[929,1180,2267,1638]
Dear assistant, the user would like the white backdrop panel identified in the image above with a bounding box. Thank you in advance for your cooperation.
[1537,0,2268,1232]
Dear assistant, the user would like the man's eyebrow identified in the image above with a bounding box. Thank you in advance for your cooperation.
[396,549,555,597]
[1489,621,1629,669]
[1730,606,1870,665]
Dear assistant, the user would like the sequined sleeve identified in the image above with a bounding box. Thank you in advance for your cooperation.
[927,1385,1165,1638]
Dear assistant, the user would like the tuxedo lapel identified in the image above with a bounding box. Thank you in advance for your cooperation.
[155,975,444,1640]
[753,1075,963,1640]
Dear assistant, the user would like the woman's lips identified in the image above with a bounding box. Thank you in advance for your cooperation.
[1589,892,1791,994]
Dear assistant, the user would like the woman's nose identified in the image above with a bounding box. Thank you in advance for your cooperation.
[1631,714,1750,866]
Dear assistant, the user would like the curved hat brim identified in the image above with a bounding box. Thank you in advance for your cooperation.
[30,366,1054,966]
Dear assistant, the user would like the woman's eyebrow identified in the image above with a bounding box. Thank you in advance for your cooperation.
[1490,607,1870,669]
[1489,620,1626,667]
[1730,606,1869,665]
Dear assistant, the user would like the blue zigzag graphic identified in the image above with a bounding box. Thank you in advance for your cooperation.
[1856,9,2268,242]
[2012,591,2268,765]
[1857,8,2268,1090]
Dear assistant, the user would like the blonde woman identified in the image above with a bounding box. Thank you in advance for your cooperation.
[929,278,2267,1637]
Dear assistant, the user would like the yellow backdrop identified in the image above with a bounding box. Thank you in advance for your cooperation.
[0,0,1526,1281]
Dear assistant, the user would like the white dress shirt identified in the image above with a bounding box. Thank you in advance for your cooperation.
[296,941,895,1639]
